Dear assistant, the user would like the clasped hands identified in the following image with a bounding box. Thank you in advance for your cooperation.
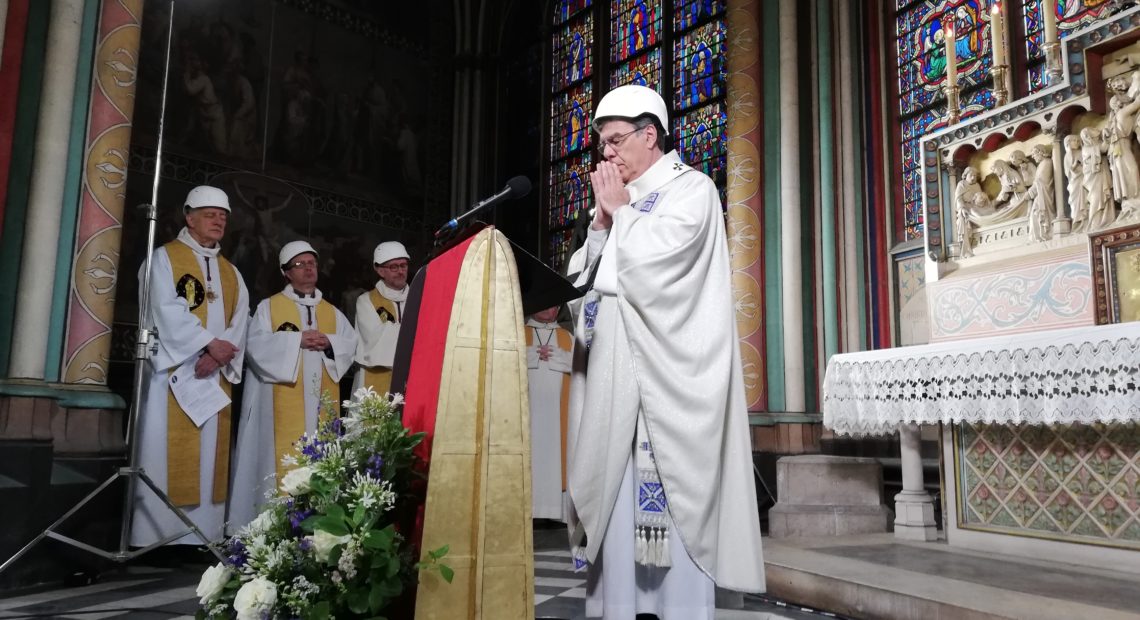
[589,161,629,230]
[195,338,240,378]
[537,344,552,361]
[300,329,331,352]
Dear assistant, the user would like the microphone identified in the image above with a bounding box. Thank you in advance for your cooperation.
[434,175,532,238]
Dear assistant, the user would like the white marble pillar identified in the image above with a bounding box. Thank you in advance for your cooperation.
[945,162,961,258]
[780,1,805,412]
[894,423,938,540]
[8,0,85,380]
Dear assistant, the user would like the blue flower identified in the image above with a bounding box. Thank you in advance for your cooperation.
[225,539,248,567]
[366,454,384,478]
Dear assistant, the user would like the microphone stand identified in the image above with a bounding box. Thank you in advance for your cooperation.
[0,1,224,576]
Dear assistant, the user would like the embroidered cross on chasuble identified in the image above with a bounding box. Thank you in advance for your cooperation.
[164,240,238,506]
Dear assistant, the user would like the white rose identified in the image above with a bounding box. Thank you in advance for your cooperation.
[305,529,352,563]
[280,466,314,496]
[196,562,232,605]
[242,510,276,537]
[233,576,277,620]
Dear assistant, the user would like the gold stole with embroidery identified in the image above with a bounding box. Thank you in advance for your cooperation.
[525,325,573,490]
[361,288,398,395]
[268,293,340,485]
[164,240,238,506]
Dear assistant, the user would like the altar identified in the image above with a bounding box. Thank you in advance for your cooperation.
[823,6,1140,575]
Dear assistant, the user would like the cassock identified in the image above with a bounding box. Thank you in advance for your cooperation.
[524,317,573,521]
[228,285,357,530]
[131,228,249,547]
[567,151,766,618]
[352,280,407,395]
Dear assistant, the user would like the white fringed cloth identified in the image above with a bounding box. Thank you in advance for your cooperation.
[823,322,1140,437]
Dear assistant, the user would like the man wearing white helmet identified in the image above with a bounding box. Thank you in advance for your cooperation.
[228,240,358,530]
[353,241,411,395]
[566,84,766,616]
[130,185,249,548]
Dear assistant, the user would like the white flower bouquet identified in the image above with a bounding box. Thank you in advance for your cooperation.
[197,387,451,619]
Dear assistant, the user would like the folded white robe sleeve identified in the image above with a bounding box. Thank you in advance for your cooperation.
[353,292,398,368]
[245,301,302,383]
[322,310,357,382]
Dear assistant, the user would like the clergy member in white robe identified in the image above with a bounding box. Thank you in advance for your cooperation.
[567,85,765,619]
[525,306,573,522]
[353,241,410,395]
[229,240,357,530]
[131,185,249,547]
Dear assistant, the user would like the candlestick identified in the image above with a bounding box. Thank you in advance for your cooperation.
[945,21,957,90]
[944,84,961,124]
[991,3,1005,68]
[1043,0,1058,45]
[991,64,1009,106]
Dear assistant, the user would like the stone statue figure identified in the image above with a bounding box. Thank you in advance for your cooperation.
[994,159,1029,213]
[1024,144,1056,242]
[1080,127,1116,230]
[953,166,992,258]
[1008,150,1036,187]
[1103,93,1140,218]
[1064,134,1087,232]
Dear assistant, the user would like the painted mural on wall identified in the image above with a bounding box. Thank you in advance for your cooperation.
[131,0,436,208]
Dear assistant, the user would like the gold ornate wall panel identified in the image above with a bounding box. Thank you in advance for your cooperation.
[63,0,143,384]
[726,0,766,410]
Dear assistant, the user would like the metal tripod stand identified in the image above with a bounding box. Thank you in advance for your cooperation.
[0,1,224,576]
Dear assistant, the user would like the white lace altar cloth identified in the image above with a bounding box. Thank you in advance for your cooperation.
[823,322,1140,437]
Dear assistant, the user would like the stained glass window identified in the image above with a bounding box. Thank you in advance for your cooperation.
[894,0,997,240]
[555,0,593,24]
[610,48,662,91]
[674,102,727,185]
[551,82,593,160]
[1022,0,1112,92]
[549,153,593,229]
[674,0,724,31]
[552,13,594,92]
[674,20,725,110]
[545,0,727,271]
[610,0,661,62]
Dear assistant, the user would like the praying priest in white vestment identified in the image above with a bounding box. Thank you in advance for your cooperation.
[353,241,411,395]
[566,84,766,619]
[525,305,573,523]
[130,185,249,548]
[228,240,358,531]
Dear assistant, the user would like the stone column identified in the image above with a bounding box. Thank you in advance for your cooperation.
[944,161,961,258]
[779,1,804,413]
[62,0,144,385]
[1047,126,1071,235]
[726,0,766,411]
[9,0,85,379]
[894,422,938,540]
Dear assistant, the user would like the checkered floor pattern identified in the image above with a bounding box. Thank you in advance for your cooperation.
[0,532,836,619]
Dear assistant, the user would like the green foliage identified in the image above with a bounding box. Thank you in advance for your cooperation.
[195,388,450,619]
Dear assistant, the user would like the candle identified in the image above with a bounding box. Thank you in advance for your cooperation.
[991,3,1005,67]
[1043,0,1058,44]
[945,20,957,88]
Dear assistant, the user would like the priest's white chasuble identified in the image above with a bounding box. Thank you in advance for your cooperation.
[352,281,407,395]
[131,230,249,547]
[228,286,357,530]
[524,318,573,521]
[567,151,766,617]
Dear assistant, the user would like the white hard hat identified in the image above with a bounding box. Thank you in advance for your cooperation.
[592,84,669,135]
[279,240,318,273]
[184,185,231,212]
[373,241,410,266]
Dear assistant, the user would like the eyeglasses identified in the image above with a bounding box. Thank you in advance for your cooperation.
[380,262,409,271]
[287,260,318,270]
[596,126,645,154]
